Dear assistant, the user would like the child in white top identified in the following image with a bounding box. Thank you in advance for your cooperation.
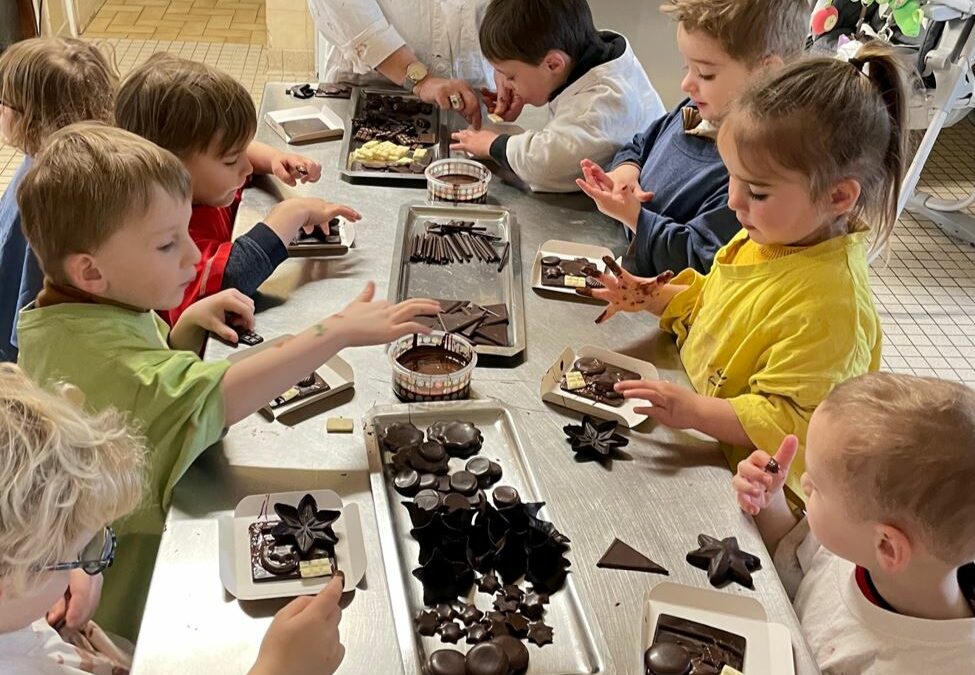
[732,372,975,673]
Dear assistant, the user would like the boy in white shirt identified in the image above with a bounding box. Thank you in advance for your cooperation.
[732,372,975,674]
[450,0,664,193]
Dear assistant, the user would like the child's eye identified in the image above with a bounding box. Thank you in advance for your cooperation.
[223,156,239,166]
[699,73,715,81]
[157,241,176,252]
[748,190,768,202]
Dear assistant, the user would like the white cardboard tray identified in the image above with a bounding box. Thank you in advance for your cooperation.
[540,345,658,428]
[264,104,345,144]
[286,219,356,258]
[641,582,796,675]
[218,489,366,600]
[227,335,354,418]
[530,239,614,297]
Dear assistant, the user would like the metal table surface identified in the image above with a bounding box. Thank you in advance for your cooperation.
[132,84,819,675]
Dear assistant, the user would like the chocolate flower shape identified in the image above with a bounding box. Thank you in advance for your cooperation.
[526,537,570,593]
[379,421,424,453]
[685,533,762,590]
[271,494,340,556]
[427,420,484,458]
[413,547,474,605]
[563,416,629,461]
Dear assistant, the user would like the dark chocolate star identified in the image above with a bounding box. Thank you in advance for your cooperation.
[520,592,547,620]
[438,621,465,644]
[505,612,530,637]
[476,571,502,594]
[527,621,554,646]
[563,416,629,462]
[466,623,492,644]
[415,610,439,636]
[271,494,340,556]
[494,594,520,613]
[685,533,762,590]
[458,604,484,625]
[502,584,524,602]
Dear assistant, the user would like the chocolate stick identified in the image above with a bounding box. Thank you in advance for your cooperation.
[466,233,484,262]
[456,233,473,259]
[497,241,511,272]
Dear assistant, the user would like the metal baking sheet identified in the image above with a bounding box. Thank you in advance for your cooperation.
[365,399,608,675]
[388,202,526,359]
[339,86,448,183]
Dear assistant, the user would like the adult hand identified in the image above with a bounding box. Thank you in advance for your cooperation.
[732,436,799,516]
[269,152,323,187]
[46,570,103,633]
[249,575,345,675]
[576,159,654,231]
[450,128,499,158]
[325,282,441,348]
[415,77,482,128]
[576,256,674,323]
[264,198,361,246]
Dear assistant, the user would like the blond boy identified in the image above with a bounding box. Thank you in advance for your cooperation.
[0,363,345,675]
[577,0,810,275]
[733,373,975,672]
[15,123,437,638]
[116,53,357,325]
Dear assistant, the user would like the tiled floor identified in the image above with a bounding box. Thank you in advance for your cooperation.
[83,0,266,44]
[1,37,974,387]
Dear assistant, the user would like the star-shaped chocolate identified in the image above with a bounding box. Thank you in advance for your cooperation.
[271,494,340,556]
[476,571,502,594]
[505,612,530,637]
[563,416,629,461]
[494,594,520,613]
[685,533,762,590]
[415,610,439,636]
[527,621,553,646]
[438,621,465,644]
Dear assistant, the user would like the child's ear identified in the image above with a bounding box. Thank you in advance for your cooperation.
[759,54,785,71]
[873,523,913,573]
[827,178,862,218]
[64,253,108,295]
[543,50,570,74]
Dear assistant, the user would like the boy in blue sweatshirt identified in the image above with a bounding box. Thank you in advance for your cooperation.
[576,0,810,275]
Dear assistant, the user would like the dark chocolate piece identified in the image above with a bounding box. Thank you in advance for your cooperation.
[541,255,561,266]
[270,494,339,556]
[437,475,453,493]
[438,621,465,644]
[563,416,629,462]
[465,642,510,675]
[520,592,547,620]
[477,571,502,594]
[597,538,669,575]
[685,534,762,589]
[270,372,331,409]
[393,468,421,497]
[466,457,493,487]
[466,623,492,644]
[559,359,640,408]
[416,609,439,636]
[427,420,484,457]
[493,595,520,613]
[575,357,605,375]
[449,471,478,496]
[426,649,467,675]
[472,323,508,347]
[502,584,524,602]
[379,422,424,453]
[419,472,438,491]
[436,602,457,622]
[458,604,484,626]
[493,486,521,509]
[235,325,264,346]
[764,458,780,474]
[527,621,553,646]
[644,642,692,675]
[651,614,745,673]
[492,636,529,672]
[504,612,529,638]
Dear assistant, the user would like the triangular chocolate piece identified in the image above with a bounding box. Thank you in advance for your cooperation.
[472,322,509,346]
[439,311,483,335]
[481,304,509,326]
[596,538,668,575]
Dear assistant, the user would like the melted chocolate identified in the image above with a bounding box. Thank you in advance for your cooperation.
[397,345,470,375]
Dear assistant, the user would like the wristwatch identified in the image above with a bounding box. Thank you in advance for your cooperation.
[403,61,429,93]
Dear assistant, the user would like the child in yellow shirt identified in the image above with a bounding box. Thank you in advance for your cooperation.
[583,43,907,499]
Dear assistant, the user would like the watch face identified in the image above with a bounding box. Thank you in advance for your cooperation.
[407,63,428,81]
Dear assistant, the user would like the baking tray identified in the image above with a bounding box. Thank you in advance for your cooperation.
[339,86,448,183]
[530,239,614,298]
[218,489,366,600]
[388,202,526,359]
[540,345,658,428]
[640,582,795,675]
[365,399,608,675]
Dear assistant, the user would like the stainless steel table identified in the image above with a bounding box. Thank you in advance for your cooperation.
[132,84,819,675]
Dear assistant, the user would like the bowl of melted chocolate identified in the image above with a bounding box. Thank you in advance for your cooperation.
[388,330,477,402]
[425,158,492,204]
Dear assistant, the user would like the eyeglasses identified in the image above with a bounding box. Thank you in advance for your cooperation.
[44,526,117,575]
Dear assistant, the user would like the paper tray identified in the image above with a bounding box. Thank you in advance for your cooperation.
[227,335,354,418]
[540,345,658,428]
[218,489,366,600]
[364,399,608,675]
[286,220,356,258]
[339,86,448,183]
[530,239,614,298]
[641,582,796,675]
[387,202,526,359]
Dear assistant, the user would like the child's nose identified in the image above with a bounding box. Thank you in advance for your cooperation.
[681,72,696,96]
[727,181,747,213]
[183,235,202,267]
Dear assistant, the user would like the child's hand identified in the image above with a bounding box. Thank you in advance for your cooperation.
[615,379,705,429]
[450,128,500,158]
[178,289,255,345]
[481,72,524,122]
[322,282,442,348]
[576,256,674,323]
[264,198,362,245]
[249,574,345,675]
[46,570,103,633]
[733,436,799,516]
[270,152,322,186]
[576,159,654,231]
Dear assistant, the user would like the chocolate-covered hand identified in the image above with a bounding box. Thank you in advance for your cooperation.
[46,570,103,633]
[732,436,799,516]
[614,379,704,429]
[270,151,322,186]
[450,128,499,158]
[577,256,673,323]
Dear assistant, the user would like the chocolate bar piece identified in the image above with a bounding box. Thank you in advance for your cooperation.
[540,255,604,289]
[270,372,330,409]
[558,357,640,407]
[647,614,746,674]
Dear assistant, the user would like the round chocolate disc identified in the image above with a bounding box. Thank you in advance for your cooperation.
[414,489,442,513]
[442,492,471,513]
[465,642,510,675]
[492,485,521,509]
[427,649,467,675]
[450,471,479,496]
[488,462,503,482]
[393,468,420,496]
[419,440,447,463]
[380,422,424,452]
[543,266,562,279]
[491,635,529,673]
[437,475,453,493]
[575,357,606,375]
[644,642,692,675]
[466,456,492,482]
[541,255,561,266]
[419,473,438,491]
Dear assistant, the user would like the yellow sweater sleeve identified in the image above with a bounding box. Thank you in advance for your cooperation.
[658,268,707,345]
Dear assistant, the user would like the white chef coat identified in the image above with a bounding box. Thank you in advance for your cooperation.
[307,0,495,88]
